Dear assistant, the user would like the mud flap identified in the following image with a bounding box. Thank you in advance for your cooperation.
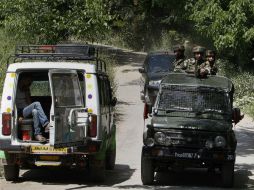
[108,124,116,151]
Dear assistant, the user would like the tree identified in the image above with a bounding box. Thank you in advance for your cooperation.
[105,0,188,51]
[188,0,254,68]
[0,0,112,44]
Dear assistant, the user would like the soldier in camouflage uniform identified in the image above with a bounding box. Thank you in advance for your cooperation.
[183,46,211,77]
[172,45,186,72]
[205,50,218,75]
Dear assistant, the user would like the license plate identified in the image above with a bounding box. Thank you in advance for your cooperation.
[31,145,67,154]
[174,152,195,159]
[39,155,60,161]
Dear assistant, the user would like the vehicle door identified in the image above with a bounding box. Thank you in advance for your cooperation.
[49,69,88,148]
[97,75,111,135]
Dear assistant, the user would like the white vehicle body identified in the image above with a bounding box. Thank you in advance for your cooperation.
[0,45,117,182]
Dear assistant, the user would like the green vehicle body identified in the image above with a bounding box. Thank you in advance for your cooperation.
[141,73,241,187]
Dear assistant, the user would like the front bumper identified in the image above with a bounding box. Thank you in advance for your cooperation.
[142,145,235,164]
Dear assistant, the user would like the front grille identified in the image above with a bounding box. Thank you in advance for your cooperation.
[158,129,220,149]
[158,85,230,113]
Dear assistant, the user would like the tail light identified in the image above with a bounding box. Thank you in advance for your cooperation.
[2,112,11,135]
[89,115,97,137]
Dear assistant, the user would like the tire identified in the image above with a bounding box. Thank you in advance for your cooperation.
[105,148,116,170]
[4,165,19,181]
[221,162,234,188]
[141,153,154,185]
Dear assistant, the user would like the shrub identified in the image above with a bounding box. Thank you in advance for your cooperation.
[217,59,254,117]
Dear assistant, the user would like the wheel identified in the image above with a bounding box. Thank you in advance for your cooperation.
[141,153,154,185]
[105,148,116,170]
[89,158,105,182]
[4,164,19,181]
[221,162,234,188]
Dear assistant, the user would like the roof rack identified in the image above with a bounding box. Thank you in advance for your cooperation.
[7,44,107,73]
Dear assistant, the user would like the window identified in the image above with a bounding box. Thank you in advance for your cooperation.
[52,73,82,107]
[30,81,50,96]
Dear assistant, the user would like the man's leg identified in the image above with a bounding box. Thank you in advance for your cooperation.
[23,102,47,141]
[31,109,41,136]
[23,102,49,126]
[33,102,49,126]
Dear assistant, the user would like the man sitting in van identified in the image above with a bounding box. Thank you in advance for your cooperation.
[16,75,50,142]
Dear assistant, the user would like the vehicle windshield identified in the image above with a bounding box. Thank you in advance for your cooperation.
[148,54,174,73]
[157,86,231,119]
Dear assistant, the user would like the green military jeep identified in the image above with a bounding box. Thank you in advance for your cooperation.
[141,73,242,187]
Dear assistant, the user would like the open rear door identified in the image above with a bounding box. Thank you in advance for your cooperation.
[49,70,88,148]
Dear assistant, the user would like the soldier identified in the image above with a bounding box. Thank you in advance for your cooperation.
[172,45,186,72]
[205,50,218,75]
[184,46,210,77]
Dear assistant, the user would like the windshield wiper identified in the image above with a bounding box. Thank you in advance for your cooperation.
[165,109,191,113]
[152,70,168,73]
[195,110,228,115]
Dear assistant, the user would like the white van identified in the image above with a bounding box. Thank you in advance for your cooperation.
[0,45,117,182]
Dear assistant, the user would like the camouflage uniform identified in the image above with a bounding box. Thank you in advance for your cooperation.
[172,45,186,72]
[183,46,211,76]
[206,50,218,75]
[173,58,186,72]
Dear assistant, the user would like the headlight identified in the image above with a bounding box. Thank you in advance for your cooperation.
[145,138,155,147]
[214,136,226,148]
[154,132,166,145]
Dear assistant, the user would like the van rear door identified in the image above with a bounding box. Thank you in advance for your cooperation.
[49,70,88,148]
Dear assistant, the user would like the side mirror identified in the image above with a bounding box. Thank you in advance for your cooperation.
[232,108,244,124]
[139,68,145,73]
[111,97,117,107]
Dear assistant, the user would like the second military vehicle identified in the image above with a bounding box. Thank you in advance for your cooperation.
[141,73,242,187]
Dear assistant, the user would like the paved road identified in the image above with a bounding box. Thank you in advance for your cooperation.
[1,48,254,190]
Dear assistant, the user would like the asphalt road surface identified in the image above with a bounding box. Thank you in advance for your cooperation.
[1,47,254,190]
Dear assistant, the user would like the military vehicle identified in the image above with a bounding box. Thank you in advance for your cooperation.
[139,51,175,105]
[141,73,242,187]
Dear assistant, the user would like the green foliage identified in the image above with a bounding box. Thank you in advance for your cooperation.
[105,0,188,51]
[150,30,184,51]
[0,0,112,44]
[0,29,17,94]
[99,52,117,96]
[245,102,254,118]
[188,0,254,67]
[217,59,254,112]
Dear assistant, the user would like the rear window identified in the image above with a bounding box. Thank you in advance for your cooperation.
[147,54,174,72]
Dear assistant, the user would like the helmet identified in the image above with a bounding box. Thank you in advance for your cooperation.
[173,45,185,52]
[206,49,216,56]
[192,46,206,53]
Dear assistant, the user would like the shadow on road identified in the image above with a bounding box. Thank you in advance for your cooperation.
[141,167,254,189]
[12,164,134,188]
